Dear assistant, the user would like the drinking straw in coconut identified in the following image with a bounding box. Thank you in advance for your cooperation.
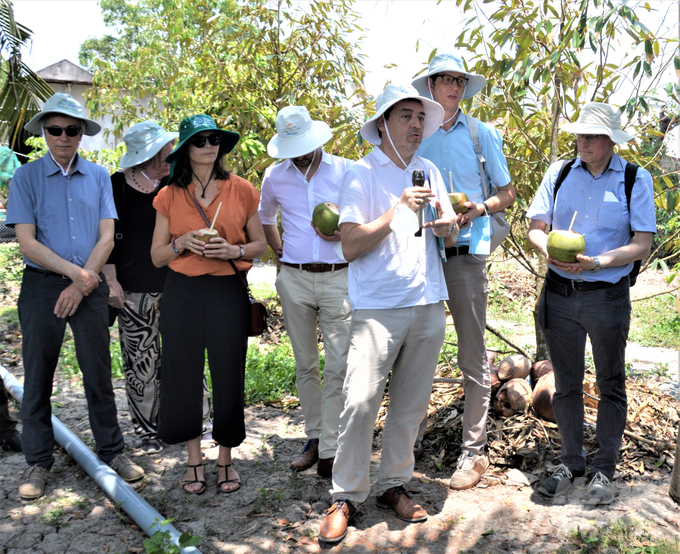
[449,171,454,194]
[210,202,222,231]
[568,211,577,232]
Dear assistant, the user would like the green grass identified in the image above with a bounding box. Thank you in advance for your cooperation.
[245,333,320,405]
[630,295,680,349]
[563,519,680,554]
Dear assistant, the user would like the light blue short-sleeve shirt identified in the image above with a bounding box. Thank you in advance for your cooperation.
[6,154,117,269]
[417,113,511,246]
[526,154,656,283]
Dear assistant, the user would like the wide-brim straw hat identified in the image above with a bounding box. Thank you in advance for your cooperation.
[24,93,101,136]
[119,120,178,168]
[561,102,634,144]
[411,53,486,100]
[360,84,444,146]
[267,105,332,159]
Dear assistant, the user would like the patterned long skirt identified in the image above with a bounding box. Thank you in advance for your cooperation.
[118,291,213,440]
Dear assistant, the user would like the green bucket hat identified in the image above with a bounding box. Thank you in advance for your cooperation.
[165,114,240,180]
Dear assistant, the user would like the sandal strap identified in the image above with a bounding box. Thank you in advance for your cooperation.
[217,463,240,487]
[181,463,206,485]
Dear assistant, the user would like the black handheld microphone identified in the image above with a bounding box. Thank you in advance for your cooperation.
[413,169,425,237]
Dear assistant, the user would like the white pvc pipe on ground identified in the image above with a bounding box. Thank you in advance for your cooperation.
[1,365,201,554]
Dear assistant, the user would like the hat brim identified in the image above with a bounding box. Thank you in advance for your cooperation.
[411,71,486,100]
[561,122,634,144]
[119,131,179,168]
[165,128,241,163]
[360,95,444,146]
[24,110,101,136]
[267,121,332,159]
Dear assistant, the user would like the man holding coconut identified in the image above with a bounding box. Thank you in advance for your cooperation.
[411,53,515,490]
[527,103,655,505]
[259,106,353,479]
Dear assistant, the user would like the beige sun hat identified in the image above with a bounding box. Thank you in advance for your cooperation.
[360,84,444,146]
[267,106,332,159]
[24,93,101,136]
[561,102,634,144]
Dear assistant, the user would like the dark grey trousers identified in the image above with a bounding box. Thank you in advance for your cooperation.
[18,270,124,468]
[539,276,630,479]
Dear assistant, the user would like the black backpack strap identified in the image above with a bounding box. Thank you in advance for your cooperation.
[623,162,641,286]
[553,158,577,201]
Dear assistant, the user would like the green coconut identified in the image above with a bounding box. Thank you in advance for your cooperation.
[448,192,469,214]
[196,228,219,244]
[547,230,586,263]
[312,202,340,236]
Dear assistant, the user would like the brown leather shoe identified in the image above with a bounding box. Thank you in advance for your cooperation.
[290,438,319,471]
[318,499,356,545]
[317,457,334,478]
[375,486,427,523]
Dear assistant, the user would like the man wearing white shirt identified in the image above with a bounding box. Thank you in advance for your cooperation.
[319,84,457,545]
[259,106,353,479]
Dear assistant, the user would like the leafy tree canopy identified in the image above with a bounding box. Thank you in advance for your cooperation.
[81,0,370,185]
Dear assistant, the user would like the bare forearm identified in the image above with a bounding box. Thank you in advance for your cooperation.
[485,183,516,213]
[263,225,282,252]
[527,226,549,258]
[18,237,82,278]
[102,263,117,284]
[341,206,396,262]
[83,236,114,274]
[593,233,653,270]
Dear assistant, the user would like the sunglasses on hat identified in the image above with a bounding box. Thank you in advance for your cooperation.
[44,125,82,137]
[190,134,222,148]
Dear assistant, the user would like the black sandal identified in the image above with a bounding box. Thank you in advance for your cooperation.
[217,463,241,494]
[179,463,206,495]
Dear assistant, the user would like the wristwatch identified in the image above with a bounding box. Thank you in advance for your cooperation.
[481,202,490,216]
[592,256,601,272]
[238,246,245,259]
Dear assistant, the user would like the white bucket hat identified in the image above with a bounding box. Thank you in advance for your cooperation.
[411,53,486,100]
[360,84,444,146]
[24,93,101,136]
[267,106,333,159]
[561,102,634,144]
[119,121,179,168]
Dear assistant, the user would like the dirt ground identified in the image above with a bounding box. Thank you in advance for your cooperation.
[1,265,680,553]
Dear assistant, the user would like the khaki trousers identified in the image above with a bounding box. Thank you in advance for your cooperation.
[331,302,446,503]
[276,265,351,459]
[443,254,490,456]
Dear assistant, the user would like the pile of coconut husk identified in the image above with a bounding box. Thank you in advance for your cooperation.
[375,353,680,479]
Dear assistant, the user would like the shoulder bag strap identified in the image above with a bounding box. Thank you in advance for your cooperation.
[465,115,489,200]
[187,190,254,297]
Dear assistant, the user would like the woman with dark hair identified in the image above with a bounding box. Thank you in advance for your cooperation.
[151,114,266,494]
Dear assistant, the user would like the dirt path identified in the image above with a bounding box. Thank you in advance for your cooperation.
[1,369,680,554]
[1,264,679,553]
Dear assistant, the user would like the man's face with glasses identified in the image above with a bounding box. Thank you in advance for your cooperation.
[42,115,83,163]
[429,72,469,113]
[576,133,615,167]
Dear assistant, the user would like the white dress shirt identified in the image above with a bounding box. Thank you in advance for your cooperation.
[259,150,353,264]
[339,148,453,310]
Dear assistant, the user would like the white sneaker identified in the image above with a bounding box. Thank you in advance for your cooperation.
[448,452,489,490]
[585,472,613,506]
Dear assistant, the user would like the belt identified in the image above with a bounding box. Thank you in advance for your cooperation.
[282,262,349,273]
[445,245,470,257]
[24,265,69,279]
[546,269,619,295]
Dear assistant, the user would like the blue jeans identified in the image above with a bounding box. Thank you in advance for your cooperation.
[539,277,630,479]
[18,269,124,468]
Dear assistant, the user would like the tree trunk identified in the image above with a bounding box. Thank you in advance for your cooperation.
[533,256,549,360]
[670,423,680,503]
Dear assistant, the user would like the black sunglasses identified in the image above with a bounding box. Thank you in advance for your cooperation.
[190,134,222,148]
[44,125,82,137]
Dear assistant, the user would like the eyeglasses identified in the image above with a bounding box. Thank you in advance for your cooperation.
[576,134,604,144]
[434,74,469,88]
[44,125,82,137]
[189,134,222,148]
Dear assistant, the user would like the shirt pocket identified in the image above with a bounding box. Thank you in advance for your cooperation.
[597,200,623,230]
